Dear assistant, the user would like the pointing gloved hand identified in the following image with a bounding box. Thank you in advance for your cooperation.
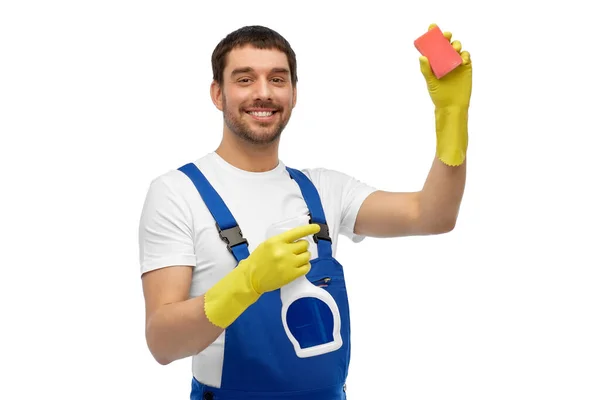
[419,23,472,166]
[204,223,321,329]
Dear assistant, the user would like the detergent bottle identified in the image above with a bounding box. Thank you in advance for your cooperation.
[267,214,343,358]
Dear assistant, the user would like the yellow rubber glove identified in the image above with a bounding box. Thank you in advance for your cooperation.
[419,23,472,166]
[204,223,321,329]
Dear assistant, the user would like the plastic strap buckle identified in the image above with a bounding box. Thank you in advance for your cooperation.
[309,214,331,243]
[216,222,248,254]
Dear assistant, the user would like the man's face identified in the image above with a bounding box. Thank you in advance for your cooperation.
[213,45,296,145]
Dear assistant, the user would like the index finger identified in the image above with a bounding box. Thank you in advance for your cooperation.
[277,223,321,243]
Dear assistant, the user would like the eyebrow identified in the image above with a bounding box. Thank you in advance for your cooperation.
[230,67,290,76]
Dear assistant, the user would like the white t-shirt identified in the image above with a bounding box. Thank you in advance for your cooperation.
[138,151,377,387]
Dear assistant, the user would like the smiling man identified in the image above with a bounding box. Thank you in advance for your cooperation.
[220,61,294,145]
[138,25,472,399]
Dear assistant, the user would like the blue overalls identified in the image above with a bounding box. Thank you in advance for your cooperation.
[179,163,351,400]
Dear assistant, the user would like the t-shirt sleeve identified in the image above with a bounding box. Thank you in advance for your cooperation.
[337,172,377,243]
[138,175,196,275]
[307,168,378,243]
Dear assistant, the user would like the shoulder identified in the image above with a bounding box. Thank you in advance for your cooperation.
[299,166,354,186]
[144,168,192,204]
[295,165,377,212]
[298,166,375,195]
[145,153,217,196]
[141,155,215,216]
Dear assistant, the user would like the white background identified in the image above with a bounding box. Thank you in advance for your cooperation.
[1,0,599,399]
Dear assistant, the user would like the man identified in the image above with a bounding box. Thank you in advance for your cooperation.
[139,24,472,399]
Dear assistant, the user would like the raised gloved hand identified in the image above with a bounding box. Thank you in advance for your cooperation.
[204,223,321,329]
[419,23,472,166]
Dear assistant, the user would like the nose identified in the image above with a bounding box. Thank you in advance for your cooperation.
[253,77,272,100]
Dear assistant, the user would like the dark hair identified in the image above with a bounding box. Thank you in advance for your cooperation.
[211,25,298,87]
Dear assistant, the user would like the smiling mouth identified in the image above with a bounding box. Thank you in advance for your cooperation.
[246,110,277,117]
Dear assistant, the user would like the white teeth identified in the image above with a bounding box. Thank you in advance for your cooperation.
[249,111,273,117]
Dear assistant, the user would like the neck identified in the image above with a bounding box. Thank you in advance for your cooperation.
[215,131,280,173]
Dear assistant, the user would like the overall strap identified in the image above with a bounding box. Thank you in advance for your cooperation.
[286,167,333,258]
[178,162,250,263]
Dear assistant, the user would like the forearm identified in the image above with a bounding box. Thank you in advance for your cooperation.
[416,103,468,232]
[145,294,223,365]
[146,260,262,365]
[419,156,466,233]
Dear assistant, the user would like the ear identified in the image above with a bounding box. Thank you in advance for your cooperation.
[210,80,223,111]
[292,86,297,109]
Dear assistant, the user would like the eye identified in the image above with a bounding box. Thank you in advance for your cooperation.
[237,78,253,84]
[271,77,285,84]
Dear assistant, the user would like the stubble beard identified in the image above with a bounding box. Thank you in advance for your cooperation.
[222,94,291,146]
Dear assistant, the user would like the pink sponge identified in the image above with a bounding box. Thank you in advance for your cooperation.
[414,26,462,79]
